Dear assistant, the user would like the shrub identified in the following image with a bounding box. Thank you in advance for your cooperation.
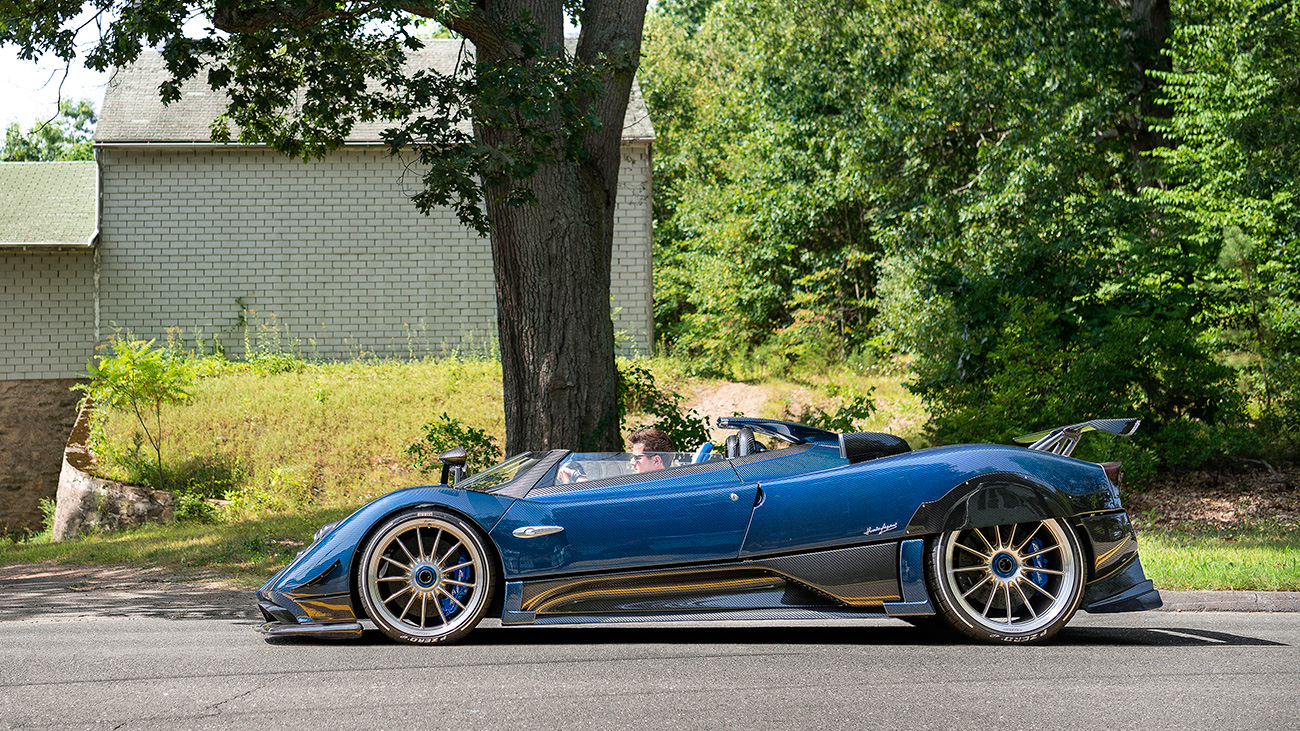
[222,466,312,520]
[407,413,503,475]
[73,335,193,490]
[790,391,878,433]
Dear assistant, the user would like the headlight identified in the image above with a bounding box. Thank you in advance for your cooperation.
[313,521,340,543]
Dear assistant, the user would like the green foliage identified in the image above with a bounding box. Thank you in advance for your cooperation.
[617,361,713,449]
[74,335,194,490]
[174,491,218,524]
[642,1,880,375]
[222,466,313,520]
[1147,0,1300,453]
[407,413,503,475]
[644,0,1297,470]
[1,98,96,161]
[792,392,877,434]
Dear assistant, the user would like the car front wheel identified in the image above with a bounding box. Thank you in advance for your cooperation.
[927,518,1085,644]
[357,509,495,644]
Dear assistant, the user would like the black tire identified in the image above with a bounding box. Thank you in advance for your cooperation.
[927,518,1085,644]
[357,509,495,645]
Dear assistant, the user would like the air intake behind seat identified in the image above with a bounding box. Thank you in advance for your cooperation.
[838,432,911,464]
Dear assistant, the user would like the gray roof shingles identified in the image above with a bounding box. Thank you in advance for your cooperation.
[97,41,654,143]
[0,161,98,246]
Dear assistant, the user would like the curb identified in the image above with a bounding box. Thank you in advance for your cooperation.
[1156,590,1300,613]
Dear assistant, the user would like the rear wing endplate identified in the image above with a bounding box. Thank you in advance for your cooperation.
[1012,418,1141,457]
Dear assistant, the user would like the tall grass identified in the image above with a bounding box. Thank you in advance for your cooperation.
[93,356,506,511]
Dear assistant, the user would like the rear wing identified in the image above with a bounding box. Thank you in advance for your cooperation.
[1012,418,1140,457]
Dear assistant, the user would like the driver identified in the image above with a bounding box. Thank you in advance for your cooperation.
[629,427,675,473]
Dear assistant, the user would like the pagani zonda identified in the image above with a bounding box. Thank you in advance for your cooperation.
[256,417,1161,644]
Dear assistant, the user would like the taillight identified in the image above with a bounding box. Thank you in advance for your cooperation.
[1101,461,1123,488]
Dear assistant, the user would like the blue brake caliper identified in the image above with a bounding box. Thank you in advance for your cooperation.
[440,549,473,617]
[1026,538,1048,589]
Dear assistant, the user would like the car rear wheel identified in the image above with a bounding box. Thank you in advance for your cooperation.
[358,509,494,644]
[927,518,1085,644]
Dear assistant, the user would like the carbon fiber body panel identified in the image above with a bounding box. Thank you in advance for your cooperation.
[529,607,890,624]
[515,541,900,616]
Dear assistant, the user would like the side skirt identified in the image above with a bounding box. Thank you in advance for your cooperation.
[501,541,904,625]
[527,607,891,625]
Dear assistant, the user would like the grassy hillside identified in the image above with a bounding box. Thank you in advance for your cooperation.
[3,353,1295,591]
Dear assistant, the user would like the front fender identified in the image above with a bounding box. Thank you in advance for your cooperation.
[257,485,518,624]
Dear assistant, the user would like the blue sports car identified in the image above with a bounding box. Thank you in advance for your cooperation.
[256,416,1162,644]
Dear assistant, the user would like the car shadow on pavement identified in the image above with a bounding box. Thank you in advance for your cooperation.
[1056,625,1286,647]
[0,563,259,622]
[461,624,1287,648]
[266,622,1286,648]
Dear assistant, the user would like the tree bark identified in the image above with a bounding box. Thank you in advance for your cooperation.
[1126,0,1172,154]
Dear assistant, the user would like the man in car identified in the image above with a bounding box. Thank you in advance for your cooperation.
[629,427,675,473]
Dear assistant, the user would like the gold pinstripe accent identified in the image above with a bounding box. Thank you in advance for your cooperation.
[531,577,779,614]
[522,565,901,612]
[522,568,754,611]
[1094,535,1135,569]
[294,596,356,622]
[1087,551,1138,584]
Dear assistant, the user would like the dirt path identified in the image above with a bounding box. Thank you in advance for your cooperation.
[685,382,772,442]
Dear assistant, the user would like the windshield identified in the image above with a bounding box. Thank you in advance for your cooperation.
[550,450,723,485]
[456,452,549,492]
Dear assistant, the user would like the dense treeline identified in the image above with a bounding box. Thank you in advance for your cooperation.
[642,0,1299,472]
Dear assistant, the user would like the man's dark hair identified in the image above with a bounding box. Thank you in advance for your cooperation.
[628,427,675,453]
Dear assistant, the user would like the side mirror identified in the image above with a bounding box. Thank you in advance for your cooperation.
[438,447,468,486]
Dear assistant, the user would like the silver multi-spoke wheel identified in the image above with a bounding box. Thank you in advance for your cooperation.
[358,510,493,644]
[929,518,1085,643]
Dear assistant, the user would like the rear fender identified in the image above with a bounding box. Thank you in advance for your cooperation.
[906,473,1074,535]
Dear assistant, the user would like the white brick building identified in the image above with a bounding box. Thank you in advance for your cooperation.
[0,42,655,380]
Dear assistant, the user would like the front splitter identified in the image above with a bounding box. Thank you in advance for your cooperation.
[257,621,364,639]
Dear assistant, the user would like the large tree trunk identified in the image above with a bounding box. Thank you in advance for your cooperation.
[1126,0,1173,154]
[485,159,622,454]
[452,0,647,454]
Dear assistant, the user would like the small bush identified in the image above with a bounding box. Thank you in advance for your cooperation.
[73,335,193,490]
[174,491,218,523]
[407,413,502,474]
[222,466,312,520]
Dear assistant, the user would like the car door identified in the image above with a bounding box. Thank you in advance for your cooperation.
[492,462,757,578]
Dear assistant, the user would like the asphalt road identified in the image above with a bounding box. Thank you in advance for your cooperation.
[0,568,1297,730]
